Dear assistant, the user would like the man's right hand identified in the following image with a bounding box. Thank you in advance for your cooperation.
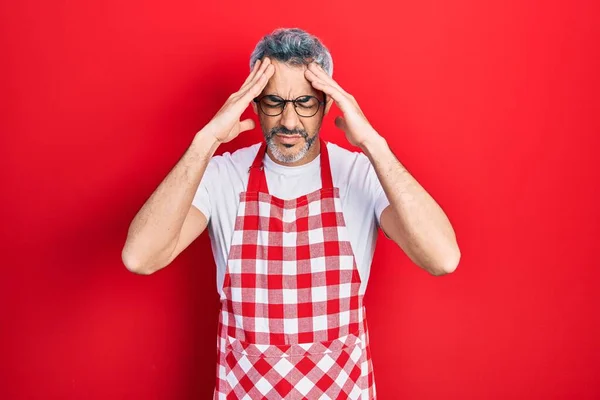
[202,57,275,144]
[123,58,275,275]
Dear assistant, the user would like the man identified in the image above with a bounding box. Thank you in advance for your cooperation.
[122,28,460,399]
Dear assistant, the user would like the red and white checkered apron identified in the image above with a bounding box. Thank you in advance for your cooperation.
[213,139,376,399]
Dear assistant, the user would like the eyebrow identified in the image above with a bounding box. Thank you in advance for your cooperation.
[264,93,320,99]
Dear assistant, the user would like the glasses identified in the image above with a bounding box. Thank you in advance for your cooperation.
[253,94,326,117]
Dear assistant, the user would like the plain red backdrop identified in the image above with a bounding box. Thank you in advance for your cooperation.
[1,0,599,399]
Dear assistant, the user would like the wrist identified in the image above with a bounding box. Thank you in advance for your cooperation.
[191,128,221,160]
[358,131,387,155]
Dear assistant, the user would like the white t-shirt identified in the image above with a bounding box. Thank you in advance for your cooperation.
[192,141,390,296]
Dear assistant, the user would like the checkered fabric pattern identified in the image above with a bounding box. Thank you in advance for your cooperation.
[213,140,376,399]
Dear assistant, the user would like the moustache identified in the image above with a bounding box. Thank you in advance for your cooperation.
[268,127,308,139]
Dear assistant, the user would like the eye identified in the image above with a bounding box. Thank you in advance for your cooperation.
[295,96,318,109]
[262,95,284,108]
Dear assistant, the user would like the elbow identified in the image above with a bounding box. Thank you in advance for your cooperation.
[121,247,156,275]
[431,248,461,276]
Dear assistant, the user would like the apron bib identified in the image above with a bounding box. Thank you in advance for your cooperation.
[213,139,376,399]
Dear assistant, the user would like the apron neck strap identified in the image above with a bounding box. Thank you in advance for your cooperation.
[247,138,333,193]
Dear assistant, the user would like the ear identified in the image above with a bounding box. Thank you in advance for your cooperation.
[251,101,258,115]
[323,94,334,116]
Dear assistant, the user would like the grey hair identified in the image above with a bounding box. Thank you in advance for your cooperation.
[249,28,333,77]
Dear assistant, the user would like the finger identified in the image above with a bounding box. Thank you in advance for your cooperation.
[241,59,262,88]
[305,69,346,96]
[305,72,353,113]
[240,57,271,93]
[240,58,266,91]
[238,118,256,133]
[307,63,348,95]
[334,116,347,131]
[241,63,275,102]
[227,64,274,116]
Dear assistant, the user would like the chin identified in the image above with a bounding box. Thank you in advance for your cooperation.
[268,140,309,164]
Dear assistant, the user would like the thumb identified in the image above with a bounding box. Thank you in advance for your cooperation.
[238,118,256,133]
[334,116,347,131]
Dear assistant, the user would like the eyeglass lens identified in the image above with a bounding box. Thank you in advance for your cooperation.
[259,95,321,117]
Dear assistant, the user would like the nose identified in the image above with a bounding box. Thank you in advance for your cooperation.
[279,102,300,130]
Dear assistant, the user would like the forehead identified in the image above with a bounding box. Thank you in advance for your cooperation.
[261,59,319,97]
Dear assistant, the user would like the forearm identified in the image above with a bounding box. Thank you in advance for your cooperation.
[122,130,219,273]
[360,133,460,274]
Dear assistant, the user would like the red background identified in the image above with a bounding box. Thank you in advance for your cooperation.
[1,0,599,399]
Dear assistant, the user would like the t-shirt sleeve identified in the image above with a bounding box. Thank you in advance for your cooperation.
[365,160,390,227]
[191,157,218,222]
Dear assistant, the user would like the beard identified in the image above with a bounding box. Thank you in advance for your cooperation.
[263,126,318,164]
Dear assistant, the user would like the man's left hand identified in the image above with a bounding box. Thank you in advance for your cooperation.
[305,62,380,148]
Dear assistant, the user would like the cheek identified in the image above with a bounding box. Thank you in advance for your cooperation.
[305,117,323,135]
[259,115,282,135]
[259,115,272,129]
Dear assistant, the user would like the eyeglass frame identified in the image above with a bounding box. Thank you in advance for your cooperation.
[253,93,327,118]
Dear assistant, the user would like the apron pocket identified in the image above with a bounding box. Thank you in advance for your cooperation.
[223,334,367,399]
[296,333,367,399]
[223,335,296,398]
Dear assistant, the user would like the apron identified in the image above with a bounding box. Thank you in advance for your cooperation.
[213,139,377,399]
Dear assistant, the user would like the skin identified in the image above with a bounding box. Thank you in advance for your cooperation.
[122,57,276,274]
[251,59,334,166]
[303,61,461,275]
[123,56,461,277]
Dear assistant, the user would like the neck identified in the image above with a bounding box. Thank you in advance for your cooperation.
[266,139,322,167]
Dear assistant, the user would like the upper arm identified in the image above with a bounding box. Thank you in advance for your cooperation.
[163,205,209,267]
[379,204,400,241]
[161,154,217,267]
[363,156,391,238]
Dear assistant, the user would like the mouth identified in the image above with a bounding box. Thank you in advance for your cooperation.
[274,133,303,145]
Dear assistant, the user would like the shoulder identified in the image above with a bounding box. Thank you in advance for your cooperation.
[326,141,383,206]
[207,142,262,176]
[326,141,374,177]
[211,142,262,166]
